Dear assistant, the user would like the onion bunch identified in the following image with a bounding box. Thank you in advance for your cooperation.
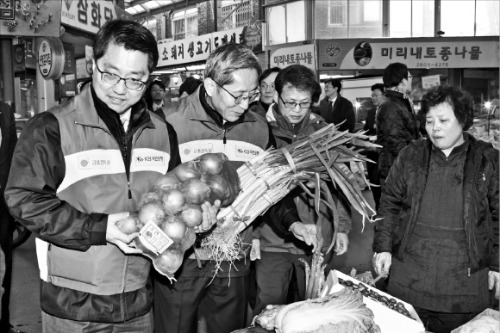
[115,153,239,281]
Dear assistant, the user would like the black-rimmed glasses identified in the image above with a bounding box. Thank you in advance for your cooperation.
[278,94,311,110]
[95,63,147,91]
[214,81,260,105]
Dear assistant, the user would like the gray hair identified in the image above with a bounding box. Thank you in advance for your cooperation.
[204,43,262,85]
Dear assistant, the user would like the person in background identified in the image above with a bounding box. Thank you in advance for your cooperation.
[145,79,167,121]
[314,79,355,132]
[250,67,281,118]
[178,77,203,99]
[252,64,351,317]
[155,43,317,333]
[373,85,499,333]
[0,101,20,333]
[375,62,419,191]
[4,19,221,333]
[363,83,385,210]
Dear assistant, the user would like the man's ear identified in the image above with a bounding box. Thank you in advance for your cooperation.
[204,78,216,97]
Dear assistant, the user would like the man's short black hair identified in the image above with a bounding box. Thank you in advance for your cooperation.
[93,19,159,74]
[383,62,409,88]
[371,83,385,93]
[325,79,342,93]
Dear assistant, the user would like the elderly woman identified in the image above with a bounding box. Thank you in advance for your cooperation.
[373,85,499,333]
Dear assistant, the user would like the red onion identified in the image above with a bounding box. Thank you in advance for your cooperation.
[160,216,187,244]
[181,178,210,205]
[138,201,165,226]
[181,204,203,228]
[161,188,185,215]
[154,173,181,190]
[198,153,228,175]
[174,161,201,182]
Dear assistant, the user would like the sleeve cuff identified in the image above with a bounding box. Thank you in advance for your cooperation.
[88,213,109,245]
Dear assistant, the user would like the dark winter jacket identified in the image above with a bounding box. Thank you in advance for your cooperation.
[373,134,499,274]
[315,95,355,132]
[5,84,180,322]
[254,105,351,254]
[375,90,419,179]
[165,86,300,277]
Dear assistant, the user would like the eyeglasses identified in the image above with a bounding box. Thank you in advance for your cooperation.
[279,95,311,110]
[95,63,147,91]
[214,81,260,105]
[260,82,275,91]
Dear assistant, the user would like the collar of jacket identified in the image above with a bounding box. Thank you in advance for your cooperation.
[73,84,154,136]
[266,104,322,139]
[384,90,406,100]
[190,85,259,128]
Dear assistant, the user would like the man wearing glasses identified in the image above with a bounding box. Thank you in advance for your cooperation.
[249,67,281,117]
[4,20,202,332]
[156,43,317,333]
[252,64,351,317]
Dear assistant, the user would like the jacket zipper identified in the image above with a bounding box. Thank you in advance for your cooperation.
[223,128,227,144]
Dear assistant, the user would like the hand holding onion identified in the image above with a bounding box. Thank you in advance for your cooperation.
[107,214,142,255]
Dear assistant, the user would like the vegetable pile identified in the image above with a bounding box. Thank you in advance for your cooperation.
[203,124,380,266]
[115,153,239,281]
[253,287,380,333]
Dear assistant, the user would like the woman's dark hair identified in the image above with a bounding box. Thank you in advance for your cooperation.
[420,85,474,131]
[259,67,281,84]
[274,64,322,103]
[179,77,203,96]
[93,19,159,73]
[383,62,408,88]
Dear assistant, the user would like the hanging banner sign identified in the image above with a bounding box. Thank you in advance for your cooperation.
[157,27,246,68]
[61,0,130,34]
[38,37,65,80]
[317,37,499,71]
[0,0,61,37]
[270,44,316,71]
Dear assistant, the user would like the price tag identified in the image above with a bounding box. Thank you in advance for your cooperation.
[138,221,173,255]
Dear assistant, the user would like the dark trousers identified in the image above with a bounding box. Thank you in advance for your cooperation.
[253,251,310,317]
[153,259,248,333]
[0,205,14,331]
[415,307,480,333]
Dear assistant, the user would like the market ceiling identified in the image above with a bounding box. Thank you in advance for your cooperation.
[124,0,189,18]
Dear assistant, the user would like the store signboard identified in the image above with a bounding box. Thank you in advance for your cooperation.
[0,0,61,36]
[157,27,245,67]
[270,44,316,71]
[61,0,130,34]
[317,37,499,71]
[13,44,25,73]
[421,75,441,90]
[38,37,65,80]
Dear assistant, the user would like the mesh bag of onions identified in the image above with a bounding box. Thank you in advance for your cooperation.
[114,153,240,282]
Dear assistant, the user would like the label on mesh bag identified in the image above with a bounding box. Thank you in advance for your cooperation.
[138,221,173,255]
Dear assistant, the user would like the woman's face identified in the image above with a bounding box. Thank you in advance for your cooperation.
[425,102,464,156]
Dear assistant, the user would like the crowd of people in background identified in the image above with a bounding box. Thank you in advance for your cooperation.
[0,18,498,333]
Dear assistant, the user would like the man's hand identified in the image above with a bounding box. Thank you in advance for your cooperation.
[373,252,392,276]
[290,222,318,252]
[194,200,221,233]
[250,238,261,261]
[334,232,349,255]
[488,271,500,299]
[106,213,142,254]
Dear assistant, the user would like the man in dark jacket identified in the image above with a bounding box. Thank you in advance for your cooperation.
[315,79,355,132]
[4,20,200,332]
[0,101,19,333]
[155,44,317,333]
[375,62,419,189]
